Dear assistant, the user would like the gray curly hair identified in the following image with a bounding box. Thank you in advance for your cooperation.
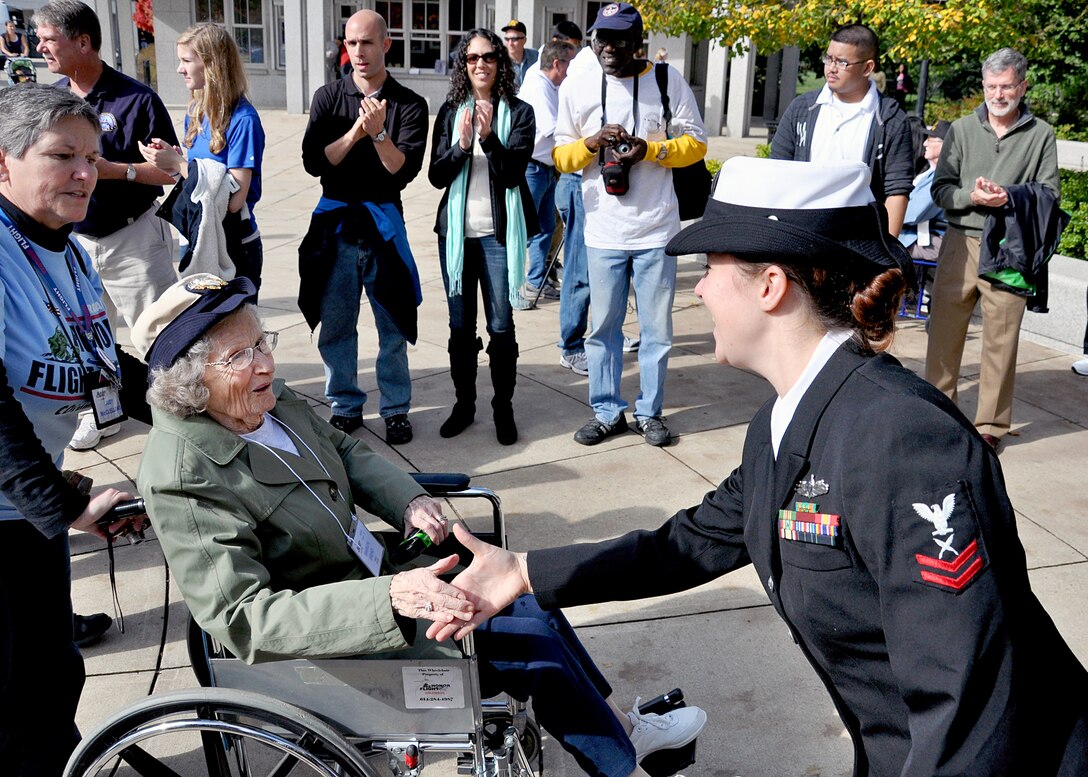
[146,306,260,417]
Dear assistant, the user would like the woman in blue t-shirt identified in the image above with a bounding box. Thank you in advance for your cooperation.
[141,23,266,298]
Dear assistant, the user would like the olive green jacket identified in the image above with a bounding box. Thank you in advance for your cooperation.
[137,380,429,664]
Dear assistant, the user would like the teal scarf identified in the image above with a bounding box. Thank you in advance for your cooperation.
[443,98,527,305]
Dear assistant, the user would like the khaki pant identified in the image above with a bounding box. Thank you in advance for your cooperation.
[924,227,1026,438]
[75,206,178,332]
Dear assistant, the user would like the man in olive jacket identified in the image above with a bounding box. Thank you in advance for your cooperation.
[925,47,1060,450]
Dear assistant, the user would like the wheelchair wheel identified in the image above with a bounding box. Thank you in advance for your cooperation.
[64,688,382,777]
[482,709,544,773]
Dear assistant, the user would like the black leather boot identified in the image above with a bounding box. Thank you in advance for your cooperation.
[488,339,519,446]
[440,336,482,438]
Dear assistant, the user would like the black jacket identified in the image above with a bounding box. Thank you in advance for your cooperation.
[529,341,1088,776]
[979,182,1070,312]
[428,96,539,241]
[771,89,915,202]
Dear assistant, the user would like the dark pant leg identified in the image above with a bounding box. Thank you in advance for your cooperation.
[474,595,635,777]
[439,238,483,342]
[0,521,84,777]
[235,233,264,303]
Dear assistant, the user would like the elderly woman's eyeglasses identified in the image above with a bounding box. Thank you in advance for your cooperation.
[207,331,279,371]
[822,54,867,70]
[466,52,500,65]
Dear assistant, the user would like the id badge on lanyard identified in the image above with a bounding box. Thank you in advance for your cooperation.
[85,368,126,428]
[348,516,385,577]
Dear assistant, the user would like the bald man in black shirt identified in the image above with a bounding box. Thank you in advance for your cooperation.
[299,9,428,446]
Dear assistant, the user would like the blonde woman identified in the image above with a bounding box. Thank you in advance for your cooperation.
[140,23,266,297]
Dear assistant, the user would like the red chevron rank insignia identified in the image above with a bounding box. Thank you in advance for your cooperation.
[915,538,986,592]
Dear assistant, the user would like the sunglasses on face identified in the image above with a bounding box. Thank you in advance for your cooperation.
[466,51,500,65]
[504,36,525,42]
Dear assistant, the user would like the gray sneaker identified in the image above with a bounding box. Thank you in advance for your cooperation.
[560,351,589,376]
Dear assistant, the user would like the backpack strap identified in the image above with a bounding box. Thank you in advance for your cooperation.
[655,62,672,131]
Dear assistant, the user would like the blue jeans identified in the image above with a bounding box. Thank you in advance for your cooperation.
[585,246,676,423]
[318,234,411,419]
[476,596,636,777]
[438,235,516,350]
[525,161,557,290]
[556,173,590,357]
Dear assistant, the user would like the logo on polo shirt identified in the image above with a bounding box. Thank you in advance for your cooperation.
[99,112,118,133]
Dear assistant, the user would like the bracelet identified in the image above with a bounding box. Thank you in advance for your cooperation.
[169,170,182,181]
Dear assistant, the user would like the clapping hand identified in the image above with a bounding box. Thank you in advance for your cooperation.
[458,106,474,151]
[425,523,530,642]
[474,100,493,141]
[970,176,1009,208]
[359,97,388,140]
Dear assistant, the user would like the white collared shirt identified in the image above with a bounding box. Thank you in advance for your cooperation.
[809,81,880,164]
[519,66,560,166]
[770,329,855,459]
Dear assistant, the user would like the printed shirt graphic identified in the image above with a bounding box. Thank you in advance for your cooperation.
[0,229,117,521]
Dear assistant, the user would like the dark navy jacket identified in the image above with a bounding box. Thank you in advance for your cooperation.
[529,341,1088,776]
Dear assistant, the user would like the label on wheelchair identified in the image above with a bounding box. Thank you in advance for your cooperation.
[402,666,465,709]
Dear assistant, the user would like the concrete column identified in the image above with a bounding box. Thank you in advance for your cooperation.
[285,0,329,114]
[152,0,189,107]
[702,40,729,136]
[725,38,755,138]
[778,45,800,117]
[89,0,137,76]
[494,0,515,31]
[646,32,688,78]
[762,49,780,120]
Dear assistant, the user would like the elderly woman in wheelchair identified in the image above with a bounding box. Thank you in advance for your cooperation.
[125,274,706,777]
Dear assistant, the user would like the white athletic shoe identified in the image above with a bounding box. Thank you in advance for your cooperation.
[69,411,121,451]
[1072,357,1088,377]
[627,698,707,759]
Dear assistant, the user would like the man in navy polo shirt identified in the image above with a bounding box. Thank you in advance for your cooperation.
[34,0,179,451]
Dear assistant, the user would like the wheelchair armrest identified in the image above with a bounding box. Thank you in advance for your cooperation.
[411,472,471,494]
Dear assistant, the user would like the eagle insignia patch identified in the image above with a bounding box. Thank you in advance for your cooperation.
[911,486,987,593]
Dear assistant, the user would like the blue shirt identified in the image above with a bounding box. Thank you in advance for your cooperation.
[185,97,265,216]
[0,220,117,522]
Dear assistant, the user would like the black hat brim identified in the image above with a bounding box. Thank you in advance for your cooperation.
[666,201,915,281]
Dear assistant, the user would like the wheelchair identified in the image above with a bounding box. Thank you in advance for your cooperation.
[64,474,545,777]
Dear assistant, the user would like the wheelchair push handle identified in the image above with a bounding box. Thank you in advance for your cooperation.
[96,497,147,543]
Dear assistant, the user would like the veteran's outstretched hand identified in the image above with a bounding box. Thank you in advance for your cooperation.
[426,523,531,642]
[389,555,476,624]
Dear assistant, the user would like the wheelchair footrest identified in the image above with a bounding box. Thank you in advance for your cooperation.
[638,688,699,777]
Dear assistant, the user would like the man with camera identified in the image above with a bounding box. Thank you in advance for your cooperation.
[553,2,706,447]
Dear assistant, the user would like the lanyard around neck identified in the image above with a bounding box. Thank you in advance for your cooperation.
[244,416,351,542]
[600,68,640,134]
[0,208,103,358]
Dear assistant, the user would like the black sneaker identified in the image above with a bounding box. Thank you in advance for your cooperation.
[329,414,364,435]
[384,414,413,445]
[635,416,672,447]
[74,612,112,648]
[573,415,629,446]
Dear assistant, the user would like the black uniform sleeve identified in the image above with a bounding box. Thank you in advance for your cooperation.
[428,103,471,190]
[0,359,89,539]
[479,98,536,190]
[769,99,801,160]
[529,465,752,609]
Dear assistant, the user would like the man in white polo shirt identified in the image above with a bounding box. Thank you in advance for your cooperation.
[771,23,913,236]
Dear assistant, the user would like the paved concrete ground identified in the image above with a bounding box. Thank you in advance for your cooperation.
[66,110,1088,777]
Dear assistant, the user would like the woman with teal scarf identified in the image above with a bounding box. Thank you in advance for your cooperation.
[429,28,538,446]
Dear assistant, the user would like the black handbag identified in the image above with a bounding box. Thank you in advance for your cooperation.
[654,63,711,221]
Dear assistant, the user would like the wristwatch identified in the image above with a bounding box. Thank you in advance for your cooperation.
[374,129,387,143]
[125,163,137,182]
[656,145,668,161]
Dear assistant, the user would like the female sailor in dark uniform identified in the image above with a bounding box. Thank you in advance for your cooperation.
[430,157,1088,776]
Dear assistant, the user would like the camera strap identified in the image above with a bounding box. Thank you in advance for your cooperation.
[599,69,639,166]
